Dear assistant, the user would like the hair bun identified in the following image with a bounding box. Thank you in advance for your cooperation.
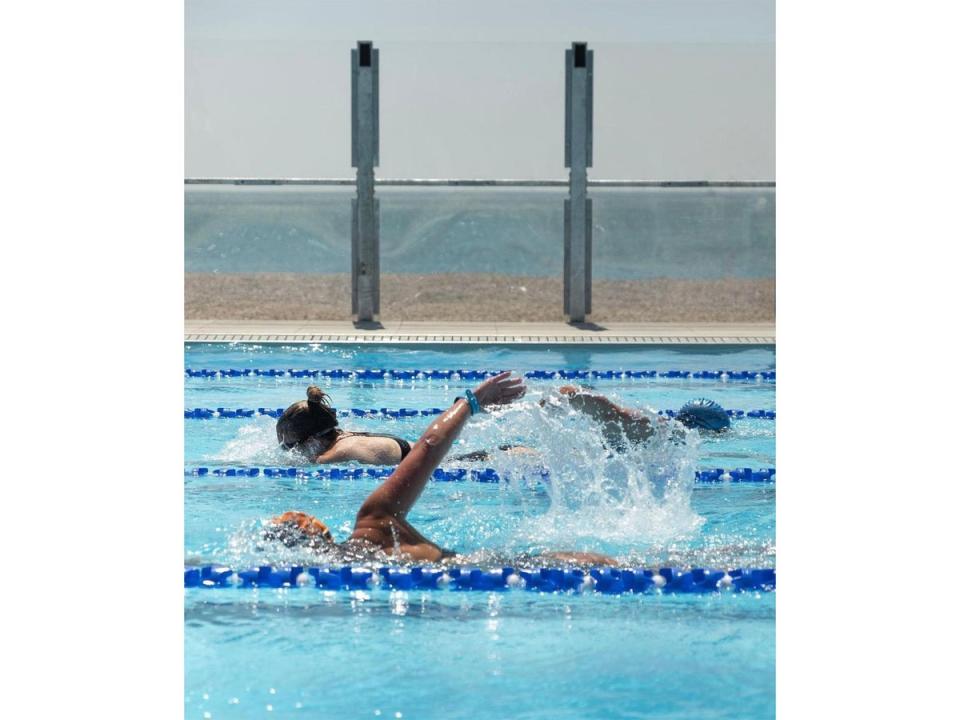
[306,386,327,406]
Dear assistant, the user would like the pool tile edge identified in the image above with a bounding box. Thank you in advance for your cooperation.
[185,321,775,345]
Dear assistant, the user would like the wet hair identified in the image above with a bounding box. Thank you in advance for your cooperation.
[276,386,339,449]
[264,511,334,548]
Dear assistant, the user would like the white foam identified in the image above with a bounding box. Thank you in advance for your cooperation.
[468,395,705,549]
[209,416,304,465]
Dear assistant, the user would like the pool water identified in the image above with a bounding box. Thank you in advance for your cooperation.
[185,343,775,719]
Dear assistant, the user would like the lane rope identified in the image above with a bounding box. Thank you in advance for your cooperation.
[186,368,775,382]
[184,564,776,594]
[185,465,776,483]
[184,406,776,420]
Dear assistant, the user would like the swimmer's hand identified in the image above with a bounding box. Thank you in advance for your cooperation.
[472,371,526,409]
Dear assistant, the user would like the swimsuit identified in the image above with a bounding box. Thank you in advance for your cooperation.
[341,537,457,562]
[340,431,412,460]
[450,444,518,462]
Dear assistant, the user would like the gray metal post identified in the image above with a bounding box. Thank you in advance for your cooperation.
[563,42,594,322]
[351,41,380,321]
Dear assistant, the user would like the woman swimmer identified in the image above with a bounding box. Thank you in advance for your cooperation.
[276,386,415,465]
[265,372,615,566]
[277,384,537,466]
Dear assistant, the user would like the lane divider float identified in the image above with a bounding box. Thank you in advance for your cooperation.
[184,406,776,420]
[186,368,775,382]
[184,564,776,594]
[185,466,776,483]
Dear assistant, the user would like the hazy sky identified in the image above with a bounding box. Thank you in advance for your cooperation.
[186,0,774,180]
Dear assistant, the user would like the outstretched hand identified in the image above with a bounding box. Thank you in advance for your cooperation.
[472,371,526,409]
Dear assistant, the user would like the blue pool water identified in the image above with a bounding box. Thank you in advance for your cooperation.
[185,343,775,719]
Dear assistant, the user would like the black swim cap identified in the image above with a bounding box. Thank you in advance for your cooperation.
[676,398,731,431]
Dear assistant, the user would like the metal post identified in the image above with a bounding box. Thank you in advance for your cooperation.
[563,42,593,322]
[351,41,380,321]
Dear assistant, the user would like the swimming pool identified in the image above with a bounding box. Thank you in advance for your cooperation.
[185,343,775,719]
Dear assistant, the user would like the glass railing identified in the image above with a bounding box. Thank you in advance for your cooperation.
[185,183,774,321]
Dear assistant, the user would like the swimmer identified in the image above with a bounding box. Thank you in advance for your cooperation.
[276,386,415,465]
[266,372,616,567]
[449,389,730,462]
[549,385,731,450]
[278,385,536,466]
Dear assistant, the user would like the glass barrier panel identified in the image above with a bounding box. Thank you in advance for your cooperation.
[185,185,773,321]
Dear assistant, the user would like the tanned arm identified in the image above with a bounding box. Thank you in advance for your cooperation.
[355,372,526,522]
[558,385,654,445]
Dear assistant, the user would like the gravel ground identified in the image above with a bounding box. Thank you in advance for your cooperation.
[185,273,775,322]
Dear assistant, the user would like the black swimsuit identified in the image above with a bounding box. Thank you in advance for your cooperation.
[450,444,518,462]
[341,431,412,460]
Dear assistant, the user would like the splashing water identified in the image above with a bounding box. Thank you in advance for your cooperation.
[207,390,706,565]
[209,416,300,466]
[460,392,705,553]
[220,518,396,569]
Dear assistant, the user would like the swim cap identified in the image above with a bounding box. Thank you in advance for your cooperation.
[676,398,731,431]
[265,511,334,546]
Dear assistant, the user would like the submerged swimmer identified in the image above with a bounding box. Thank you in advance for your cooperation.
[277,386,414,465]
[265,372,615,566]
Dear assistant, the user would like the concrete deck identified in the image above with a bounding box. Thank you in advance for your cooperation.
[185,321,775,345]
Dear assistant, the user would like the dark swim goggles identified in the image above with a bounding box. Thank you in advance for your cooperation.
[278,425,336,451]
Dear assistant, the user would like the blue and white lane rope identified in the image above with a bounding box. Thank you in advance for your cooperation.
[184,565,776,594]
[184,406,777,420]
[186,368,776,382]
[185,466,776,483]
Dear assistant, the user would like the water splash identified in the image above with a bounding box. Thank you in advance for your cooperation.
[208,416,300,465]
[463,392,705,553]
[221,517,395,569]
[208,391,707,565]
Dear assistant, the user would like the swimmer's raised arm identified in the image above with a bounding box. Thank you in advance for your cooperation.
[268,375,622,565]
[356,372,525,521]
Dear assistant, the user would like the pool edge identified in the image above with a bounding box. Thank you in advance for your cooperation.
[184,321,775,345]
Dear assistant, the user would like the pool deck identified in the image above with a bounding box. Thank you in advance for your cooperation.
[185,321,775,345]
